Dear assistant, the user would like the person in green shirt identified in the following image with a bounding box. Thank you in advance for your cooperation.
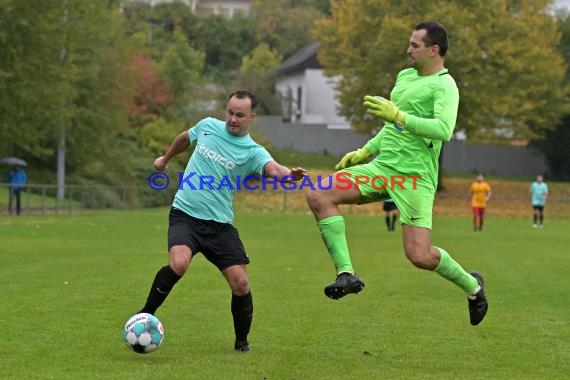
[306,21,488,326]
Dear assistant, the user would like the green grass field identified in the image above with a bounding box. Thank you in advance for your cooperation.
[1,210,569,379]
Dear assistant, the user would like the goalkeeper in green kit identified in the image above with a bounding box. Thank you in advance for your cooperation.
[306,21,488,325]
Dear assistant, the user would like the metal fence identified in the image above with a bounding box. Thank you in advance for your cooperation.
[0,183,175,215]
[2,183,570,218]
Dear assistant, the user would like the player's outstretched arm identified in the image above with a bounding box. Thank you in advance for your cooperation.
[263,161,307,182]
[334,123,391,171]
[153,131,190,171]
[363,86,459,142]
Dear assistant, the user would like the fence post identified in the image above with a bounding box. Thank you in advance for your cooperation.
[41,187,46,215]
[68,189,72,214]
[80,188,85,214]
[26,187,30,214]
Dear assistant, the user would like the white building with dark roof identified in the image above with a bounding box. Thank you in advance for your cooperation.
[273,42,350,129]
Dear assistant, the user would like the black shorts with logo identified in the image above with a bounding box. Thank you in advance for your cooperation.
[167,207,249,271]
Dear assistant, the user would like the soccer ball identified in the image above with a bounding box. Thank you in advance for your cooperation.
[123,313,164,354]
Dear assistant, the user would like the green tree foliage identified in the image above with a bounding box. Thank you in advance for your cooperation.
[125,1,259,84]
[0,0,136,187]
[315,0,568,140]
[138,117,190,169]
[532,11,570,179]
[121,1,153,37]
[124,9,207,162]
[557,9,570,82]
[251,0,324,58]
[533,115,570,180]
[51,1,137,187]
[0,1,66,160]
[123,1,197,59]
[158,31,206,120]
[233,43,282,114]
[242,43,283,76]
[313,0,331,14]
[184,13,259,83]
[131,31,204,168]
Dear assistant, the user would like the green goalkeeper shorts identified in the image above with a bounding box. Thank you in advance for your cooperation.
[338,161,436,229]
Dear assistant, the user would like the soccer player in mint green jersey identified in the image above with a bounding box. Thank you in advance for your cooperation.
[138,90,306,352]
[306,22,488,326]
[530,174,548,228]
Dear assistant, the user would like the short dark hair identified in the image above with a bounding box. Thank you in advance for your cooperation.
[415,21,448,56]
[229,90,258,111]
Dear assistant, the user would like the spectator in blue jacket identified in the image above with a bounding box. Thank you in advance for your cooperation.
[8,166,27,215]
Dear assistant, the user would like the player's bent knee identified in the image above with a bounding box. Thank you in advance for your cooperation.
[306,189,324,209]
[169,245,191,275]
[170,260,190,276]
[230,277,250,295]
[405,251,438,270]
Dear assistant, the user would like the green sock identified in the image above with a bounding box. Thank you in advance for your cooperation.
[318,215,354,274]
[434,247,478,293]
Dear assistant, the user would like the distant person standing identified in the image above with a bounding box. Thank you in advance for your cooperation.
[8,166,27,215]
[469,174,491,231]
[530,175,548,228]
[382,199,399,232]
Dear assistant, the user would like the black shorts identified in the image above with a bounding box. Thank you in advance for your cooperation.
[532,205,544,211]
[383,201,398,212]
[168,207,249,271]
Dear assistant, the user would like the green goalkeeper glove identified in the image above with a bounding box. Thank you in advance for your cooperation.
[334,148,372,171]
[363,95,406,128]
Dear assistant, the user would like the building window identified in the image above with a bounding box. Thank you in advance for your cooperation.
[281,88,293,122]
[296,86,302,121]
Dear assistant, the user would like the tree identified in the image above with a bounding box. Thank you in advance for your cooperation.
[0,0,66,161]
[184,12,259,83]
[250,0,324,58]
[124,4,207,122]
[158,31,206,120]
[533,115,570,180]
[531,10,570,180]
[129,54,172,126]
[234,43,282,114]
[313,0,331,14]
[0,0,137,188]
[315,0,568,140]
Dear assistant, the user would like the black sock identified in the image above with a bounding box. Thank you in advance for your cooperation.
[385,216,391,230]
[232,291,253,345]
[391,215,397,230]
[533,215,538,224]
[539,214,544,224]
[140,265,181,315]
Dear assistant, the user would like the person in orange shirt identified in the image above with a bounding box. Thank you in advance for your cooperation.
[470,174,492,231]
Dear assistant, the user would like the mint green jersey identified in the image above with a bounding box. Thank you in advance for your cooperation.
[530,181,548,206]
[172,117,273,223]
[372,67,459,191]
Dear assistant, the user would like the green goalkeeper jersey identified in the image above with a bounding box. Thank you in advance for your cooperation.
[368,67,459,191]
